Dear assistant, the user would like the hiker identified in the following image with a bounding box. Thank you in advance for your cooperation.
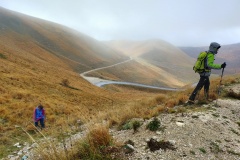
[187,42,226,104]
[33,104,45,128]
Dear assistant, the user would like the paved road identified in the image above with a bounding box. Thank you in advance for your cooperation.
[80,57,133,76]
[80,57,180,91]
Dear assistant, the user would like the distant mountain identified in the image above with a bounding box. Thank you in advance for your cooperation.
[0,7,128,73]
[100,40,198,87]
[0,6,197,88]
[107,39,193,65]
[179,43,240,74]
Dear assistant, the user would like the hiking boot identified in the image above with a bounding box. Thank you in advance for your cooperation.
[184,100,195,106]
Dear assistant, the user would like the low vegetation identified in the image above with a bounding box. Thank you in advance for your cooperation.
[146,117,161,131]
[0,50,239,158]
[0,53,7,59]
[30,125,124,160]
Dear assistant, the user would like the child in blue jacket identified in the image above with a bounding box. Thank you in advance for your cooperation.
[33,104,45,128]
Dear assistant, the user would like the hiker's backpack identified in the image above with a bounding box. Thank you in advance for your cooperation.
[193,51,208,73]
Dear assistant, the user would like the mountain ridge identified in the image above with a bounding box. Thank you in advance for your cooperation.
[0,7,128,73]
[101,39,197,87]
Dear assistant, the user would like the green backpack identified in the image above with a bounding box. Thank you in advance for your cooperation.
[193,51,208,73]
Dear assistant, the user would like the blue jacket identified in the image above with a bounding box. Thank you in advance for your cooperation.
[34,107,45,122]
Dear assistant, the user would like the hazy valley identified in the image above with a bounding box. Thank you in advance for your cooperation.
[0,6,240,159]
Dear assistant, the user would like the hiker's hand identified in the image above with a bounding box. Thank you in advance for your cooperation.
[221,62,226,68]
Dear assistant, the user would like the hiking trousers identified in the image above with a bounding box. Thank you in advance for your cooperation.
[35,118,45,128]
[189,75,210,101]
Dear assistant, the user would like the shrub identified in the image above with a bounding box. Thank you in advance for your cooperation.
[199,147,207,154]
[146,117,160,131]
[120,120,142,132]
[121,121,132,130]
[88,126,112,148]
[75,126,123,159]
[132,121,141,133]
[154,94,166,104]
[0,53,6,59]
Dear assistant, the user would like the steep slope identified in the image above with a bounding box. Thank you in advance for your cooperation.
[180,43,240,74]
[7,80,240,160]
[0,7,128,73]
[0,7,136,158]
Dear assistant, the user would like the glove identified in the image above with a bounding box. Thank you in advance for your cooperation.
[221,62,226,68]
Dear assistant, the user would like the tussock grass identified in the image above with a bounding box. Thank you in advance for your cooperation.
[155,94,167,104]
[73,126,124,160]
[0,48,239,158]
[0,53,7,59]
[30,125,123,160]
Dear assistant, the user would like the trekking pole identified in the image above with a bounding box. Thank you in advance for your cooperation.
[215,67,225,106]
[218,67,225,95]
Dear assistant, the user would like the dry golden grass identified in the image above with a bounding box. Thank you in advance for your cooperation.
[27,74,240,160]
[1,48,239,158]
[1,8,239,158]
[30,125,124,160]
[0,46,165,158]
[1,16,240,159]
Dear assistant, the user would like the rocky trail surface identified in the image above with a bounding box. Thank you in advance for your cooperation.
[112,99,240,160]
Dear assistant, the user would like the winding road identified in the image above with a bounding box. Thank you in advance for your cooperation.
[80,57,179,91]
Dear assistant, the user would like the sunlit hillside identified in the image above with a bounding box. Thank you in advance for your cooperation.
[0,7,147,158]
[0,7,239,159]
[0,7,128,73]
[0,46,177,158]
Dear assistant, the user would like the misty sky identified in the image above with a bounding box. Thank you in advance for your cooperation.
[0,0,240,46]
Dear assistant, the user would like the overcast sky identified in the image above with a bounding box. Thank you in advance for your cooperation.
[0,0,240,46]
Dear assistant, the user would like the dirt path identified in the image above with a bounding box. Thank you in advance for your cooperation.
[110,84,240,159]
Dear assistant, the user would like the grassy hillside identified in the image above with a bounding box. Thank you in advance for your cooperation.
[0,7,128,73]
[1,39,239,159]
[0,50,179,158]
[100,40,197,87]
[0,7,137,158]
[86,59,187,88]
[1,6,239,159]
